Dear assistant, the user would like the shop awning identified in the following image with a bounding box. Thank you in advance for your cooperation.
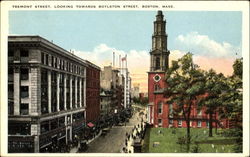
[87,122,94,128]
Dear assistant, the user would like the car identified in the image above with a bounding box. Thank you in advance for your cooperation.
[78,140,88,152]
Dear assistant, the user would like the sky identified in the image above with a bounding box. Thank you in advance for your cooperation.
[9,11,242,92]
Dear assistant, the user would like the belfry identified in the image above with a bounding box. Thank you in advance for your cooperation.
[147,10,170,127]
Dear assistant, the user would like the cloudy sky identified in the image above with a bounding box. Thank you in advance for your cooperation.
[9,11,242,92]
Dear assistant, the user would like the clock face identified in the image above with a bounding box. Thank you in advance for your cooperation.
[153,74,161,82]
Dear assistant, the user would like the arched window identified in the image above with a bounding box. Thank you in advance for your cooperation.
[155,57,160,70]
[154,84,160,91]
[158,102,163,114]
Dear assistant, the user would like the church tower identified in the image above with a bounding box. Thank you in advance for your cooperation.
[148,11,170,127]
[150,10,170,72]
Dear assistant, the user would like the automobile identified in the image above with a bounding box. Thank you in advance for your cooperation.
[78,140,88,152]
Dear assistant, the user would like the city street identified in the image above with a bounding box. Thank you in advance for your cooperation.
[84,110,144,153]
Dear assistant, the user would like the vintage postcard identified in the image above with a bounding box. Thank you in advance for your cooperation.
[0,1,249,157]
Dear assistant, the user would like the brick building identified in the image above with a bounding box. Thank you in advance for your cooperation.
[85,61,101,123]
[147,11,229,129]
[8,36,100,153]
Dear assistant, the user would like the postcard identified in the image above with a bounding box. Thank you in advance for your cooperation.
[0,1,249,157]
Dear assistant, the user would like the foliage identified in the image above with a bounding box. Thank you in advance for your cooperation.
[233,58,243,79]
[165,52,206,151]
[197,69,227,137]
[219,58,243,152]
[132,96,148,106]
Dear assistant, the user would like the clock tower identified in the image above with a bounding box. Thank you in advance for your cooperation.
[148,11,170,127]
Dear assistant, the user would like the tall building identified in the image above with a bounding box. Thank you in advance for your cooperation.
[100,66,124,114]
[131,83,140,98]
[147,11,229,129]
[85,61,101,123]
[8,36,100,153]
[119,58,131,109]
[147,11,170,127]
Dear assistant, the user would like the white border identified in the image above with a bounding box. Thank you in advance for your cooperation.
[1,1,249,157]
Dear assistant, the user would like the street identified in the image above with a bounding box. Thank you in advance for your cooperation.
[84,110,143,153]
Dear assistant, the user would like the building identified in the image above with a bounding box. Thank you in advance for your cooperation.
[131,83,140,98]
[8,36,100,153]
[147,11,229,129]
[85,61,101,124]
[100,89,112,116]
[100,66,124,114]
[119,59,131,109]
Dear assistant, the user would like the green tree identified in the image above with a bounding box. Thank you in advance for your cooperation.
[197,69,227,137]
[219,58,243,152]
[164,53,206,152]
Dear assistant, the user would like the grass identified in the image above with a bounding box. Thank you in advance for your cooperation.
[142,128,236,153]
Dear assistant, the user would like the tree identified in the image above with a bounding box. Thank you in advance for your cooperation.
[164,53,206,152]
[219,58,243,152]
[197,69,227,137]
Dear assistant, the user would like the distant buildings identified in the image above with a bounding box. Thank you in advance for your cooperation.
[131,83,140,98]
[100,66,124,115]
[8,36,100,153]
[100,54,132,117]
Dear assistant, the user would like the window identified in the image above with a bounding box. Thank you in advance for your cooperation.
[158,102,162,114]
[158,119,162,127]
[55,58,58,68]
[197,109,202,116]
[8,123,30,135]
[46,54,49,65]
[41,53,44,64]
[59,117,65,127]
[20,49,29,57]
[178,120,182,127]
[169,119,173,124]
[8,50,14,57]
[51,56,54,67]
[20,86,29,98]
[50,120,58,130]
[190,121,193,127]
[41,122,49,133]
[154,84,160,91]
[169,104,173,116]
[8,67,14,82]
[155,57,160,69]
[197,120,201,127]
[8,84,14,98]
[20,68,29,80]
[8,102,14,115]
[20,103,29,115]
[206,121,209,128]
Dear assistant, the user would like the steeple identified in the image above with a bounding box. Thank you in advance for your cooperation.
[150,10,170,72]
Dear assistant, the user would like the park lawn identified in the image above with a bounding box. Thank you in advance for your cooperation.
[146,128,235,153]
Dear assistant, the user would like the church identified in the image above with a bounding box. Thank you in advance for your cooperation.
[147,11,230,129]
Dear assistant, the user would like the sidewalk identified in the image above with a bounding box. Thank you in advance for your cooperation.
[121,109,147,153]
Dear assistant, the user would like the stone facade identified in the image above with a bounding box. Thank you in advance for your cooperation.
[8,36,100,153]
[100,66,125,115]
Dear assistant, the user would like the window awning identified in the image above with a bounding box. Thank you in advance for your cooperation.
[87,122,94,128]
